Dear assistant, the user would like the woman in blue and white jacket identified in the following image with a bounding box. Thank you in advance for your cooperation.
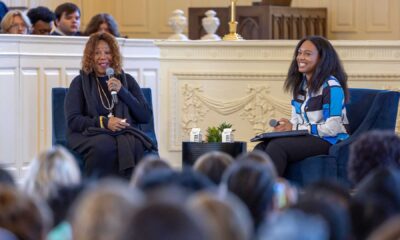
[255,36,349,176]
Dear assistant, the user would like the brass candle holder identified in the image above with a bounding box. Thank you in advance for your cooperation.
[223,0,243,41]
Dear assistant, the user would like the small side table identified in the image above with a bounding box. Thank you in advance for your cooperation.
[182,141,247,166]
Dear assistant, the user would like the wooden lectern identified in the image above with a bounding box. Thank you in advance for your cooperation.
[189,3,326,40]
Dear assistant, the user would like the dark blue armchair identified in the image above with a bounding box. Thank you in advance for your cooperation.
[52,87,158,170]
[284,88,400,188]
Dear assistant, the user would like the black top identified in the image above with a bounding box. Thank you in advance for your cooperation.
[65,72,151,135]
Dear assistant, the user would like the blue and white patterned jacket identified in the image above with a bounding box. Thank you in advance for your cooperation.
[290,75,349,144]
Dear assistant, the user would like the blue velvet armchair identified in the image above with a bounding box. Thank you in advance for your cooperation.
[284,88,400,188]
[51,87,158,170]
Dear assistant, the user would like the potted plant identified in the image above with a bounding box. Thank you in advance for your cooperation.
[182,122,247,166]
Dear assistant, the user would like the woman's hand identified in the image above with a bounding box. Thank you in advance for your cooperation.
[274,118,293,132]
[107,117,130,132]
[107,77,122,93]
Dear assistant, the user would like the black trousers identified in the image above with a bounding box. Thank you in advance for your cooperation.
[254,135,331,176]
[68,133,119,178]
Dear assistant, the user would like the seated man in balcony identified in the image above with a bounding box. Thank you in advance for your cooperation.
[51,2,81,36]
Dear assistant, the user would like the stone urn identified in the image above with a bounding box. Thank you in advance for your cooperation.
[168,9,189,40]
[201,10,221,40]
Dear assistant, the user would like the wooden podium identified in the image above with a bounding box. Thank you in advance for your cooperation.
[189,5,327,40]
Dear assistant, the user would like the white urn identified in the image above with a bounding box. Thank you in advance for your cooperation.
[168,9,189,40]
[201,10,221,40]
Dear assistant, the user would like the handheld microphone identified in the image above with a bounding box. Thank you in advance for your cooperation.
[106,67,118,104]
[269,119,280,127]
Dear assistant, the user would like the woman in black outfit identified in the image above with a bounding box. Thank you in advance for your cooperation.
[65,32,156,178]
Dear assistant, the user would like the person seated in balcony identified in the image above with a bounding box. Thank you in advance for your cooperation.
[254,35,349,176]
[27,6,55,35]
[83,13,120,37]
[0,10,31,34]
[65,32,156,178]
[51,2,81,36]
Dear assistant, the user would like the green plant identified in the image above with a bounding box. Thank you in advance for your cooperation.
[206,122,233,143]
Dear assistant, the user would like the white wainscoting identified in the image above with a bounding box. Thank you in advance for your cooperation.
[156,40,400,168]
[0,35,160,180]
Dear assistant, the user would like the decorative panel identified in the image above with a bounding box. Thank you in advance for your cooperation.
[116,0,150,33]
[330,0,357,32]
[366,0,391,32]
[0,68,17,166]
[20,68,40,165]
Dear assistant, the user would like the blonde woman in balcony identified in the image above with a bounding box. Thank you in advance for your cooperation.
[0,10,30,34]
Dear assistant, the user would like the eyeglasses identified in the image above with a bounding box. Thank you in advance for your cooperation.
[8,23,27,31]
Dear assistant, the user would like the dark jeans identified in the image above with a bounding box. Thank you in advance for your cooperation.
[254,135,331,176]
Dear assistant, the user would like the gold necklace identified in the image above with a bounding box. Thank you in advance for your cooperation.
[96,77,114,117]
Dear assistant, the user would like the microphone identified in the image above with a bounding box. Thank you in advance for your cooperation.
[106,67,118,104]
[269,119,280,127]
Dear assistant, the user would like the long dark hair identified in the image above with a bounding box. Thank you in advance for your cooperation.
[84,13,120,37]
[284,35,349,102]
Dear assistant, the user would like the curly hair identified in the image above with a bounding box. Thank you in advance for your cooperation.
[27,6,55,24]
[81,32,122,75]
[348,130,400,184]
[83,13,120,37]
[284,35,349,102]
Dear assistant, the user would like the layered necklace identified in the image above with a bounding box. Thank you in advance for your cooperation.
[96,76,114,117]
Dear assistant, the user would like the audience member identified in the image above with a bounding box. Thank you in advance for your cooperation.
[52,2,81,36]
[71,179,143,240]
[188,191,253,240]
[0,1,9,23]
[27,6,55,35]
[137,168,215,193]
[84,13,120,37]
[350,167,400,240]
[303,180,351,210]
[127,201,208,240]
[0,167,15,186]
[22,145,81,200]
[193,151,233,185]
[367,215,400,240]
[0,10,30,34]
[258,209,329,240]
[292,197,351,240]
[0,185,49,240]
[130,155,171,187]
[348,130,400,184]
[236,150,277,177]
[221,161,275,230]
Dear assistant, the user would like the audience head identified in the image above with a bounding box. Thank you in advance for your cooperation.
[0,10,31,34]
[137,167,215,194]
[367,215,400,240]
[84,13,120,37]
[258,209,329,240]
[82,32,122,76]
[0,167,15,187]
[27,6,55,35]
[193,151,233,185]
[127,200,207,240]
[236,150,277,177]
[221,161,275,229]
[188,191,253,240]
[0,185,48,240]
[54,2,80,35]
[71,178,143,240]
[23,145,81,200]
[303,180,351,210]
[130,156,171,187]
[348,130,400,184]
[292,197,351,240]
[350,167,400,240]
[284,35,348,101]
